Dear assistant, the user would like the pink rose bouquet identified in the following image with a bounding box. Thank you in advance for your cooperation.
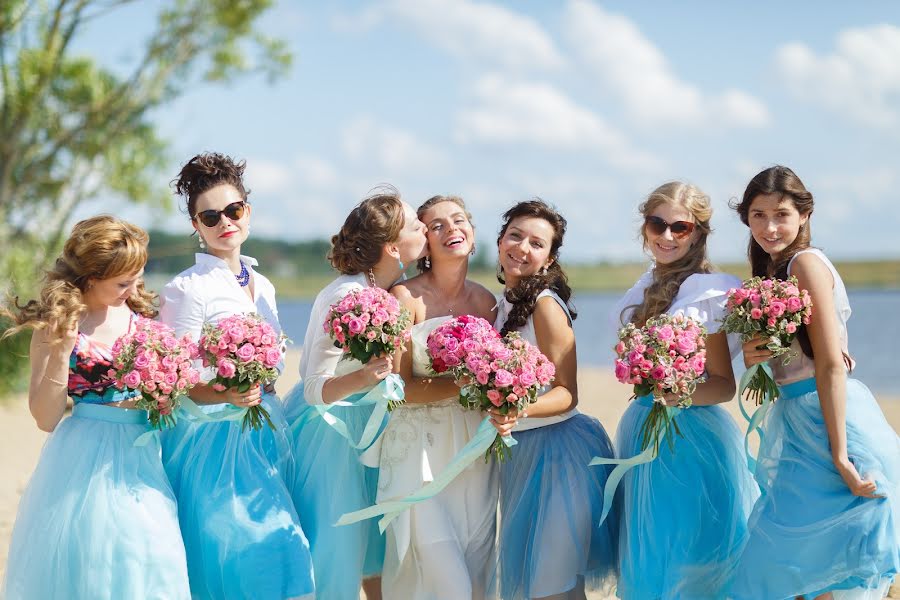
[324,286,412,410]
[614,313,707,453]
[721,275,813,405]
[109,317,201,430]
[198,313,285,431]
[427,316,555,461]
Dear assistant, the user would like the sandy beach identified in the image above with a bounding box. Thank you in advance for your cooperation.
[2,349,899,597]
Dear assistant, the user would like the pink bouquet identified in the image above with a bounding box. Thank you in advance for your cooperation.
[198,313,284,431]
[427,316,556,461]
[324,286,412,410]
[109,317,201,430]
[721,275,813,405]
[614,313,707,453]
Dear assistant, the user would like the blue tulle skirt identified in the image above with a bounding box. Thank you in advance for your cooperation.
[615,396,758,600]
[496,412,619,599]
[732,377,900,600]
[2,403,191,600]
[161,394,314,600]
[284,384,386,600]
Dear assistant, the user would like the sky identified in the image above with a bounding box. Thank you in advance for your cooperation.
[72,0,900,264]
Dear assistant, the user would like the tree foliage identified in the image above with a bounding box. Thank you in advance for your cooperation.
[0,0,291,397]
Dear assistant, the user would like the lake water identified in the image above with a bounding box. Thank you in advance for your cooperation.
[279,288,900,395]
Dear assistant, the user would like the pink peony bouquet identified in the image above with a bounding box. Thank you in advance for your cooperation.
[109,317,201,430]
[324,286,412,410]
[721,275,813,405]
[198,313,285,431]
[614,313,707,453]
[427,315,556,461]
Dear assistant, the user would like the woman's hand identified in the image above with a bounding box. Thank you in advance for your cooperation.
[217,383,262,408]
[46,319,79,359]
[742,335,774,368]
[834,455,881,499]
[659,392,682,407]
[360,355,393,387]
[488,407,521,436]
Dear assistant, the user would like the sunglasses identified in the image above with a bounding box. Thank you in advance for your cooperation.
[194,201,247,228]
[644,215,695,239]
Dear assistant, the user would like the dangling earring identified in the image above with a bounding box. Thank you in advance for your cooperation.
[540,265,548,275]
[198,236,206,250]
[496,263,504,282]
[470,244,476,256]
[397,258,405,271]
[367,268,377,287]
[424,256,431,270]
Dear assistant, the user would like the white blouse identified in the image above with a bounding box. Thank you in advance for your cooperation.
[159,253,284,383]
[297,273,368,406]
[611,268,742,359]
[495,289,578,432]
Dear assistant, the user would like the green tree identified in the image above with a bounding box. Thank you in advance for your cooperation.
[0,0,292,397]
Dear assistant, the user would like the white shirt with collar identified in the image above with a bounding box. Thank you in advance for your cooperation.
[159,253,284,382]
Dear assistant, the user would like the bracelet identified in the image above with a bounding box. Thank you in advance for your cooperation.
[42,373,68,387]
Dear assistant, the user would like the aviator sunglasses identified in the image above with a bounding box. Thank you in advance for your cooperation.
[644,215,695,239]
[194,201,247,228]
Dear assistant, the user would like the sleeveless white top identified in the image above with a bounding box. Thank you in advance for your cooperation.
[495,289,578,431]
[772,248,853,385]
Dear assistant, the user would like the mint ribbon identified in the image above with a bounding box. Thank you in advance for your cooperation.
[336,416,514,532]
[293,373,403,451]
[589,404,681,526]
[738,362,775,472]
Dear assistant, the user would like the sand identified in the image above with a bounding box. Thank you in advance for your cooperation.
[2,350,899,597]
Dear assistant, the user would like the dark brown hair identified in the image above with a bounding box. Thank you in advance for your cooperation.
[732,165,816,359]
[416,195,474,273]
[173,152,250,218]
[329,186,406,275]
[497,199,576,335]
[626,182,713,326]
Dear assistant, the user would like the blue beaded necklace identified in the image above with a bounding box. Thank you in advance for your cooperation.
[235,262,250,287]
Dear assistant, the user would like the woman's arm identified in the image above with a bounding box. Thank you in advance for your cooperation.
[27,325,77,432]
[521,296,578,418]
[793,253,878,498]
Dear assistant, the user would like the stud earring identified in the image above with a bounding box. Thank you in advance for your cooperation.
[470,244,476,256]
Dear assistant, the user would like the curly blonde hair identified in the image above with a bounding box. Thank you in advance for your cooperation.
[5,215,157,339]
[625,182,713,326]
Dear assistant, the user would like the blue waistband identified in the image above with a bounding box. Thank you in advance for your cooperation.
[72,402,149,425]
[635,395,655,408]
[778,376,817,399]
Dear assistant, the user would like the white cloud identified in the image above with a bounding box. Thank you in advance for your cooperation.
[455,74,663,171]
[775,24,900,128]
[341,116,446,173]
[336,0,565,71]
[562,0,769,129]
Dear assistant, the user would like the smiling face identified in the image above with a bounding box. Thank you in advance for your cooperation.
[643,201,700,265]
[392,201,428,265]
[497,216,555,287]
[84,269,145,308]
[747,192,809,259]
[421,200,475,264]
[192,184,251,255]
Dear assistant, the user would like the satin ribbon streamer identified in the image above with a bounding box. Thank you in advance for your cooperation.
[134,395,253,447]
[589,401,681,526]
[336,416,515,532]
[291,373,403,451]
[738,362,775,472]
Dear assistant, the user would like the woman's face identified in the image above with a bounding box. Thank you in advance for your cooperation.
[747,192,809,259]
[84,269,144,308]
[192,184,251,255]
[497,216,555,287]
[643,201,700,265]
[392,202,428,265]
[421,201,475,265]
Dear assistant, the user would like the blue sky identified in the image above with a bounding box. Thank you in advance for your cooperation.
[73,1,900,263]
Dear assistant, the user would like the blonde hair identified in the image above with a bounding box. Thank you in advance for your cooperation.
[5,215,157,339]
[626,182,713,326]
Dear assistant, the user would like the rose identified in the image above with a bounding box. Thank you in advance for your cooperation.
[750,308,763,320]
[494,369,514,388]
[786,297,803,313]
[487,389,503,407]
[122,370,141,388]
[236,343,256,362]
[785,322,797,334]
[217,359,237,379]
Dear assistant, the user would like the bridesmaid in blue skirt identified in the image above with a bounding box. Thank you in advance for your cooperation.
[159,153,314,599]
[1,216,190,600]
[731,166,899,599]
[610,182,759,599]
[491,199,618,599]
[282,187,427,600]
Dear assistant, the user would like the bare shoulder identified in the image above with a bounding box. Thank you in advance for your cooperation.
[534,294,569,323]
[791,251,834,288]
[390,278,427,319]
[467,280,499,319]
